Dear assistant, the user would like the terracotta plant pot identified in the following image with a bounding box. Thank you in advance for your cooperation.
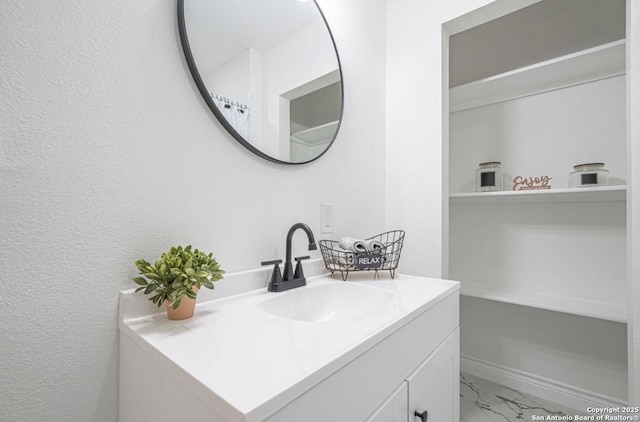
[164,287,199,320]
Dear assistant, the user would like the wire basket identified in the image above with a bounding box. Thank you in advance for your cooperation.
[319,230,405,281]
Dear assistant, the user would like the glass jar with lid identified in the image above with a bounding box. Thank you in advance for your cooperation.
[476,162,504,192]
[569,163,609,188]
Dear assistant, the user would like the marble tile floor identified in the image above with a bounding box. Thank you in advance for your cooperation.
[461,373,584,421]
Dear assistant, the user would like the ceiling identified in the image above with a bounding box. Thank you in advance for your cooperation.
[449,0,626,87]
[184,0,321,73]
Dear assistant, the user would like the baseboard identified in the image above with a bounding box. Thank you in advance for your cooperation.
[461,354,626,411]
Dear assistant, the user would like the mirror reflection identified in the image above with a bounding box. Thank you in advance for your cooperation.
[179,0,344,164]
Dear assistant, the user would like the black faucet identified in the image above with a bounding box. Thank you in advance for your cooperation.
[261,223,317,292]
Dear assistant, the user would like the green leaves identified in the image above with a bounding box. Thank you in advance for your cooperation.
[185,288,198,300]
[131,245,225,308]
[132,277,148,286]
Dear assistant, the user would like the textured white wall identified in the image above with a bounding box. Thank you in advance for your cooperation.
[0,0,387,421]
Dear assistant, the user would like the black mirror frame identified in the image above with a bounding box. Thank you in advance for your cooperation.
[177,0,344,165]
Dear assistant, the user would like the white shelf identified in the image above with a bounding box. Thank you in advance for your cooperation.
[448,39,627,325]
[290,120,339,146]
[450,40,626,113]
[450,186,627,205]
[460,281,627,323]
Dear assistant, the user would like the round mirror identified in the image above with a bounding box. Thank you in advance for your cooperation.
[178,0,344,164]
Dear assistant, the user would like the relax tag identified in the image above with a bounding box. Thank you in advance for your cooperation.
[355,253,384,269]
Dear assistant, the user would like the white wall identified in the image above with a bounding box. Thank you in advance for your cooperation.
[0,0,387,421]
[461,297,628,400]
[450,199,627,308]
[205,49,251,105]
[248,48,263,148]
[628,0,640,405]
[386,0,498,278]
[262,19,339,159]
[206,49,261,146]
[449,76,627,193]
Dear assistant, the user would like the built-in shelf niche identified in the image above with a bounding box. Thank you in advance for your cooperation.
[450,186,626,205]
[450,40,625,113]
[448,41,627,323]
[290,120,339,145]
[460,282,626,323]
[452,181,628,323]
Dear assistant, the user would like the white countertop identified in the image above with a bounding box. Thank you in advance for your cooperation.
[119,273,459,422]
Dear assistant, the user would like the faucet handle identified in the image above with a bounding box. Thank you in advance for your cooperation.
[261,259,282,266]
[261,260,283,292]
[294,256,310,279]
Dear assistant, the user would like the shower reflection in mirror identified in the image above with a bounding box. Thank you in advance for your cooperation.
[179,0,343,164]
[210,94,249,139]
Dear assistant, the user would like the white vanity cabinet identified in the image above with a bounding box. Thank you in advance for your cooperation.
[366,383,408,422]
[366,330,459,422]
[119,273,460,422]
[407,330,459,421]
[263,289,459,422]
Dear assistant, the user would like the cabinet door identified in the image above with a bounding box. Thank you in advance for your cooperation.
[407,329,459,422]
[365,382,409,422]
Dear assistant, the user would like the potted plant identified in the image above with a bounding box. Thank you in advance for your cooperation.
[133,245,225,320]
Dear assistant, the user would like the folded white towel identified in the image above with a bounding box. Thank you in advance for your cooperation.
[339,237,368,253]
[333,247,355,267]
[364,239,385,253]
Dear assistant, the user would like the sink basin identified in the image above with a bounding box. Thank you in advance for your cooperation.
[257,282,393,322]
